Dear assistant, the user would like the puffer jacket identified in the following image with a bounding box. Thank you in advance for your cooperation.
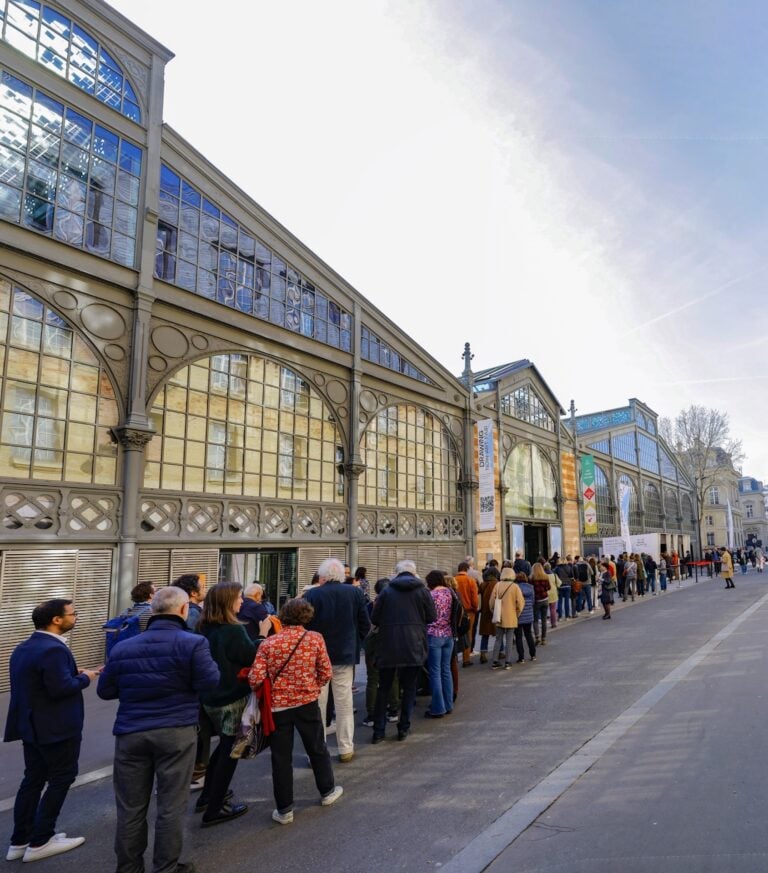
[371,573,436,668]
[517,581,535,624]
[97,614,220,735]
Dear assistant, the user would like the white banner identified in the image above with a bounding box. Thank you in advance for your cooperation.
[617,479,632,554]
[476,419,496,532]
[727,499,734,550]
[602,533,660,559]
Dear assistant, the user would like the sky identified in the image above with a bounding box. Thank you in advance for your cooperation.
[110,0,768,479]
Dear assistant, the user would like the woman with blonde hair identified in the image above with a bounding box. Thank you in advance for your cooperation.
[531,563,551,646]
[488,568,524,669]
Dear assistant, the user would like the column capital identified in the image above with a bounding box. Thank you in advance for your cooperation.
[343,461,366,480]
[112,425,155,450]
[459,478,479,492]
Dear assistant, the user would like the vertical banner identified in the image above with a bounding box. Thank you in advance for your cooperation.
[617,478,632,553]
[726,499,734,550]
[581,454,598,536]
[476,419,496,532]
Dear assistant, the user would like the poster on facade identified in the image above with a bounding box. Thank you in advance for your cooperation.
[581,454,598,535]
[617,479,632,553]
[477,419,496,531]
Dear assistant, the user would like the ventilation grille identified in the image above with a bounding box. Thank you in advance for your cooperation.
[137,549,220,587]
[297,546,347,591]
[356,544,465,587]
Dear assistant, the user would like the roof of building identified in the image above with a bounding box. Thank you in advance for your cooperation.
[469,359,566,415]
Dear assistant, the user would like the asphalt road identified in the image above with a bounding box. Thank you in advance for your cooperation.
[1,569,765,873]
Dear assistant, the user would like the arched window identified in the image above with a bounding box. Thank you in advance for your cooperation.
[617,474,642,529]
[594,463,613,528]
[145,354,343,502]
[665,488,680,524]
[0,1,142,122]
[643,481,664,528]
[0,277,119,484]
[360,405,461,512]
[503,443,558,519]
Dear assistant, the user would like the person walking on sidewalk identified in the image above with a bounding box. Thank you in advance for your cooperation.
[304,557,371,763]
[4,599,100,863]
[97,586,220,873]
[721,548,736,589]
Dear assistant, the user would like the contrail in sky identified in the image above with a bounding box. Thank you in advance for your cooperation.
[621,265,768,338]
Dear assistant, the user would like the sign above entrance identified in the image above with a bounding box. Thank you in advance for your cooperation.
[477,419,496,532]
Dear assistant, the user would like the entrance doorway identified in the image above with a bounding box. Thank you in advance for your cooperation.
[524,524,547,562]
[219,549,298,609]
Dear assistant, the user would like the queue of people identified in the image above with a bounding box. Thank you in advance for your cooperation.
[3,547,748,868]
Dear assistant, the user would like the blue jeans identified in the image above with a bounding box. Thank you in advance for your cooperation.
[427,635,454,715]
[659,572,667,591]
[647,571,656,593]
[577,585,593,612]
[557,586,571,618]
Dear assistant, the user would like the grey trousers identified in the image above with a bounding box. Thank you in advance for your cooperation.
[113,725,196,873]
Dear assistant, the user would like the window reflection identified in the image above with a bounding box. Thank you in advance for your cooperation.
[360,405,461,512]
[0,277,118,484]
[0,69,142,266]
[154,164,353,353]
[360,326,431,384]
[503,443,558,519]
[0,1,142,122]
[146,354,343,503]
[500,386,554,432]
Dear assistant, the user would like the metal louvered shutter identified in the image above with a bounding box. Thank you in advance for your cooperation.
[169,549,219,586]
[357,546,380,585]
[296,546,347,591]
[137,550,171,586]
[0,548,113,691]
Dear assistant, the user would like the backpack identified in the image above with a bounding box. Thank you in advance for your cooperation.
[103,606,148,659]
[449,591,470,638]
[576,562,589,583]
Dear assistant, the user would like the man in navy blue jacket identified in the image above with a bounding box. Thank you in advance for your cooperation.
[305,557,370,763]
[4,598,100,863]
[98,585,220,873]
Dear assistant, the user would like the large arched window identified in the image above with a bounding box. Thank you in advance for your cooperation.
[0,1,142,122]
[503,443,558,519]
[0,277,119,483]
[594,463,613,528]
[665,488,680,525]
[617,474,642,529]
[145,354,343,502]
[682,493,696,532]
[643,481,664,528]
[360,405,461,512]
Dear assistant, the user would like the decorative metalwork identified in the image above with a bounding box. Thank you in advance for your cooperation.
[450,516,464,538]
[184,502,221,535]
[295,507,321,537]
[262,505,291,536]
[67,494,115,532]
[226,504,259,536]
[574,408,633,434]
[322,509,347,536]
[417,516,433,537]
[378,513,397,537]
[1,489,57,531]
[357,510,376,536]
[140,499,179,534]
[398,514,416,537]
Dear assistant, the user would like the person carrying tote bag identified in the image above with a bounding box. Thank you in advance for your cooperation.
[488,568,524,669]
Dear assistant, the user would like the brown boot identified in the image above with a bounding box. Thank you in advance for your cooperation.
[479,653,488,664]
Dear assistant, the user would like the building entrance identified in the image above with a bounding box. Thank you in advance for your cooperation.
[524,524,547,562]
[219,549,298,609]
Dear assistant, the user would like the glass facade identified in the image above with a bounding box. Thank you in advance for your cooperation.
[682,494,696,531]
[146,354,343,503]
[360,405,461,512]
[643,481,663,528]
[0,277,118,485]
[0,69,142,266]
[618,474,642,528]
[503,443,558,519]
[0,1,141,122]
[665,488,680,521]
[587,437,610,454]
[637,433,659,474]
[154,165,353,353]
[611,432,635,465]
[594,464,614,527]
[500,385,554,432]
[360,326,431,384]
[659,446,678,481]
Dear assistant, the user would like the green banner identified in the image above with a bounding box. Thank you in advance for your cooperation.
[581,454,598,535]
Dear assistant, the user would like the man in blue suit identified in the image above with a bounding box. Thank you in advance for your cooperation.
[4,599,101,863]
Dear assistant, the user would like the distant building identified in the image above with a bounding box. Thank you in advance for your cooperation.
[739,477,768,550]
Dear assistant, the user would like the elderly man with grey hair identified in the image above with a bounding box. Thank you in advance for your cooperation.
[304,557,370,763]
[98,586,220,873]
[370,560,436,743]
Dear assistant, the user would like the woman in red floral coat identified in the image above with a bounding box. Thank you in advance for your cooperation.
[249,598,343,825]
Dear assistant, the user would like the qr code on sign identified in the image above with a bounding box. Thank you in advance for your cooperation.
[480,496,494,513]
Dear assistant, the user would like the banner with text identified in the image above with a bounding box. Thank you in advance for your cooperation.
[617,479,632,553]
[477,419,496,531]
[581,454,598,535]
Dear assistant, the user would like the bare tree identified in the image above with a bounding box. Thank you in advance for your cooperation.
[660,405,744,556]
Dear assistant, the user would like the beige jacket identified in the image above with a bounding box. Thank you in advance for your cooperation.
[489,580,525,629]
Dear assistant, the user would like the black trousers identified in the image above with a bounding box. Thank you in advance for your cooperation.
[514,623,536,660]
[12,736,80,847]
[374,665,420,736]
[270,701,334,814]
[200,734,238,821]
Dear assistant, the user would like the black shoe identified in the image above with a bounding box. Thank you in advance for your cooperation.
[194,788,233,813]
[397,729,409,741]
[201,802,248,827]
[424,711,444,718]
[176,864,196,873]
[371,733,385,744]
[462,661,473,668]
[516,658,524,664]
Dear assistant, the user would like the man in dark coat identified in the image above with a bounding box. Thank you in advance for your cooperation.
[370,560,436,743]
[98,585,220,873]
[305,557,371,763]
[4,599,100,863]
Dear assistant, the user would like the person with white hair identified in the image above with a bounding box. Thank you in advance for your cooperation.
[370,561,436,744]
[304,557,371,763]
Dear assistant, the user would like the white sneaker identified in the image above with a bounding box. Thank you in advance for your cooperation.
[189,776,205,792]
[22,834,84,863]
[320,785,343,806]
[272,809,293,825]
[6,843,29,861]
